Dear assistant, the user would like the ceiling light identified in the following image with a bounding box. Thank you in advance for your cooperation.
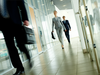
[60,0,63,1]
[63,5,66,7]
[48,9,50,10]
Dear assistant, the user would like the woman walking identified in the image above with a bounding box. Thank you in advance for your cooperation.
[52,10,66,49]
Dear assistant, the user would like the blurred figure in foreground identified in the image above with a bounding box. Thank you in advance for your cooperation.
[0,0,32,75]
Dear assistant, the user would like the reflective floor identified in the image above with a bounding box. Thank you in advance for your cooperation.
[2,37,99,75]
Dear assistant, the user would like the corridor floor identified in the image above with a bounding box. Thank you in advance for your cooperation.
[4,37,99,75]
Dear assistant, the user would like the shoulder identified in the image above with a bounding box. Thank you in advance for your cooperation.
[66,20,68,22]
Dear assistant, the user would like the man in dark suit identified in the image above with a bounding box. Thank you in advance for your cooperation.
[0,0,32,75]
[62,16,71,43]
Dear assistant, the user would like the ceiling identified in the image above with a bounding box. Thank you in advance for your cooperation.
[51,0,72,10]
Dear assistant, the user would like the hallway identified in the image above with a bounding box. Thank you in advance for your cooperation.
[4,37,98,75]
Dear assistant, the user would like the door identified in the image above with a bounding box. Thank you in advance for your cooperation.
[29,7,42,53]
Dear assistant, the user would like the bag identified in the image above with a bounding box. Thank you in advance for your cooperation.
[51,32,56,39]
[21,26,36,44]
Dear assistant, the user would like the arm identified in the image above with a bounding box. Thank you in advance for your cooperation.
[60,17,66,31]
[67,20,71,29]
[52,18,55,32]
[17,0,28,22]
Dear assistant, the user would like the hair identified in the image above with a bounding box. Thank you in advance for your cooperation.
[54,10,57,13]
[62,16,65,18]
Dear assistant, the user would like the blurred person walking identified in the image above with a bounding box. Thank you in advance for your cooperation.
[0,0,32,75]
[62,16,71,43]
[52,10,67,49]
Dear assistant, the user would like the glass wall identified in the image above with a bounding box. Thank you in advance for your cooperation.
[79,0,100,72]
[27,0,56,51]
[85,0,100,71]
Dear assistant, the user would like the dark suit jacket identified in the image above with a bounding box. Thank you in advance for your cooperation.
[62,20,71,30]
[6,0,28,25]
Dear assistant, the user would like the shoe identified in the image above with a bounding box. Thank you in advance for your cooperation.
[13,70,25,75]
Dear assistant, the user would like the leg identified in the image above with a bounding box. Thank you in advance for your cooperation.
[56,29,62,44]
[59,28,64,46]
[56,29,60,42]
[66,30,70,43]
[17,43,31,61]
[57,28,64,49]
[14,25,31,61]
[65,31,69,40]
[2,31,24,71]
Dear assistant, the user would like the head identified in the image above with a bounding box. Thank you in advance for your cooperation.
[62,16,65,20]
[54,10,57,16]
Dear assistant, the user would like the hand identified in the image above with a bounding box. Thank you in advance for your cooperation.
[65,30,67,32]
[23,20,29,26]
[70,29,71,31]
[52,31,54,32]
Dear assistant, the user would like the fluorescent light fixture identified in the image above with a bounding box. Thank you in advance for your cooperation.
[60,0,63,1]
[63,5,66,7]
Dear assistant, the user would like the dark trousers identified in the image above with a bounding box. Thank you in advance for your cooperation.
[0,15,30,70]
[64,30,70,43]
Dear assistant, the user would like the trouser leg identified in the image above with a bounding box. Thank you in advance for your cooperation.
[56,28,63,46]
[2,31,24,71]
[65,30,70,43]
[14,26,31,62]
[1,18,24,70]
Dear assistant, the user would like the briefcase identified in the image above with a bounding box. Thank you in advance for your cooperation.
[21,26,36,44]
[51,32,56,39]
